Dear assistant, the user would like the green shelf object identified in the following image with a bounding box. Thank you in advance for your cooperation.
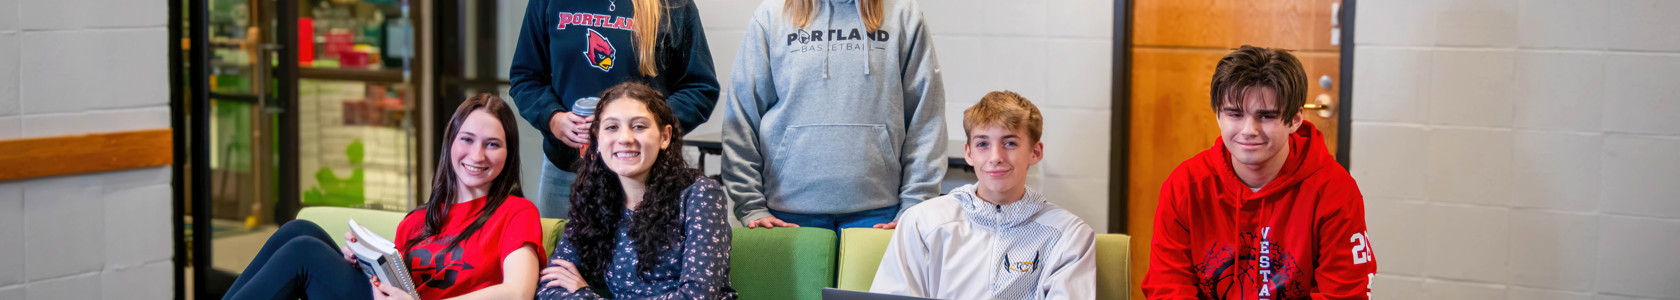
[302,139,366,207]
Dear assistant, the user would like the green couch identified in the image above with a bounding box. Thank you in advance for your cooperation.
[297,208,1127,300]
[296,207,839,300]
[728,227,838,300]
[834,228,1132,300]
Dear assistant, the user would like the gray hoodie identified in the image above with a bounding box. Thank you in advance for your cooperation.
[722,0,946,223]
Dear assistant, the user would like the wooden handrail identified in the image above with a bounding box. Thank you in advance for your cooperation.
[0,129,174,181]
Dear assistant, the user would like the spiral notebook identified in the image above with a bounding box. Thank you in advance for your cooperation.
[348,219,419,298]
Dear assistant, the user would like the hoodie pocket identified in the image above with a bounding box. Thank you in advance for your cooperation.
[768,124,899,201]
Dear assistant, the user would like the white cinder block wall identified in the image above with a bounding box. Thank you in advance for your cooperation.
[0,0,174,299]
[687,0,1117,232]
[1354,0,1680,299]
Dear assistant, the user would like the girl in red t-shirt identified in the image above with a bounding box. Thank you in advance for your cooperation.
[223,94,543,300]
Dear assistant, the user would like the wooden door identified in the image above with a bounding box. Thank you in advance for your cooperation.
[1125,1,1345,298]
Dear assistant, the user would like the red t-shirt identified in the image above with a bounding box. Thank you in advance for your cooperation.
[395,195,544,299]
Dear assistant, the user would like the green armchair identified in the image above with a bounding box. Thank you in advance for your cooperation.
[728,227,837,300]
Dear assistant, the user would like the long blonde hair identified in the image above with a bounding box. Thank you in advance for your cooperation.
[783,0,884,32]
[632,0,665,76]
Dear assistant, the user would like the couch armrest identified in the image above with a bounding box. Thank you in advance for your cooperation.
[1095,233,1131,300]
[294,206,409,248]
[836,228,894,291]
[729,227,837,300]
[539,218,566,257]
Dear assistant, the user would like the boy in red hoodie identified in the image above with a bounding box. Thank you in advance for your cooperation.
[1142,46,1376,300]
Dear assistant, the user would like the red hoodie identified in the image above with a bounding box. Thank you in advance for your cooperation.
[1142,121,1375,300]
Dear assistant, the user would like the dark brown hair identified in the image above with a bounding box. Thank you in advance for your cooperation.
[1210,45,1308,124]
[963,90,1044,142]
[406,93,525,251]
[566,81,702,286]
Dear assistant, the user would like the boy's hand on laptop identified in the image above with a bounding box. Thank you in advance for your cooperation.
[871,221,898,229]
[746,216,799,228]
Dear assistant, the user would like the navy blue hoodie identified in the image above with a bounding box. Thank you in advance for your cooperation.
[510,0,719,171]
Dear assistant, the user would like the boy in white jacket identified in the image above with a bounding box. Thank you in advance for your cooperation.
[870,91,1097,299]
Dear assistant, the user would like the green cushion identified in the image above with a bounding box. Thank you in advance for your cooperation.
[836,228,894,291]
[729,227,836,300]
[539,218,567,256]
[1095,233,1131,300]
[295,206,567,257]
[294,206,408,248]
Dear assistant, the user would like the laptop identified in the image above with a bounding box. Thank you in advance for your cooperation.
[821,288,939,300]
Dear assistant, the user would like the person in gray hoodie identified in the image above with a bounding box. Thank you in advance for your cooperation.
[722,0,946,231]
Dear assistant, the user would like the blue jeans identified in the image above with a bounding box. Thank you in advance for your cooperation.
[224,220,373,300]
[537,157,578,219]
[769,204,900,235]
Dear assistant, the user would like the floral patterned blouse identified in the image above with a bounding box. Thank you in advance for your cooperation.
[537,178,737,299]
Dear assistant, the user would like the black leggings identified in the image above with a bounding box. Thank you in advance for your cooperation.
[223,220,374,300]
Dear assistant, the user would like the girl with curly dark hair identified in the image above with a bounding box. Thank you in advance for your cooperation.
[535,82,736,299]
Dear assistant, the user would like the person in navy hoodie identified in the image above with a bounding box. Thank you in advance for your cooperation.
[510,0,719,220]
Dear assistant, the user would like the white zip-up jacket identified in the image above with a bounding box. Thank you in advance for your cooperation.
[870,184,1097,299]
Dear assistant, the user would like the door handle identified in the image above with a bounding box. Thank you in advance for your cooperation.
[257,43,286,114]
[1303,94,1334,118]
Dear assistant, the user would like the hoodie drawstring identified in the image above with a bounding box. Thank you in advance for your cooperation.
[822,0,832,80]
[818,0,870,79]
[857,0,870,76]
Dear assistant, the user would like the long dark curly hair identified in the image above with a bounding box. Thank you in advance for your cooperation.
[567,81,703,286]
[405,93,524,251]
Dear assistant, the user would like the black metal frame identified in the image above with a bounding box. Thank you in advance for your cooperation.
[1107,0,1357,233]
[277,0,302,224]
[168,0,186,297]
[475,1,500,84]
[187,0,211,297]
[1337,0,1356,168]
[177,0,301,297]
[431,0,465,156]
[1107,0,1134,234]
[433,0,509,158]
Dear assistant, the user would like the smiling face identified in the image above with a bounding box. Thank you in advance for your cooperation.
[450,109,508,197]
[593,98,671,184]
[963,124,1043,204]
[1216,86,1302,170]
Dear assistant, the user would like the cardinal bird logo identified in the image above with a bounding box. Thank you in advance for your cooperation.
[584,29,615,72]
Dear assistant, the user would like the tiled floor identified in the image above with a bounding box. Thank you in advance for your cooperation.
[182,220,279,299]
[210,223,278,273]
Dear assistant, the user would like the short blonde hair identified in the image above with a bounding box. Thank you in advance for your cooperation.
[962,91,1043,142]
